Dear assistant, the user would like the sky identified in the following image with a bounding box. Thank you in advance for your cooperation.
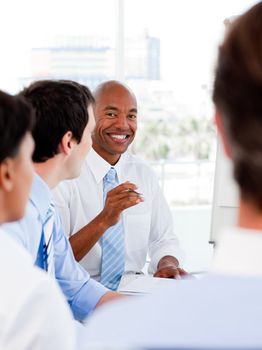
[0,0,259,93]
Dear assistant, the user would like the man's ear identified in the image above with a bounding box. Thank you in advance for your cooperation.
[215,109,232,158]
[58,131,76,155]
[0,159,15,192]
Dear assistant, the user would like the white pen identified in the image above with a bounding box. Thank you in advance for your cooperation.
[127,189,143,196]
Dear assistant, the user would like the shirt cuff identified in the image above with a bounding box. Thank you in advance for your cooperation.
[148,247,185,274]
[71,278,108,321]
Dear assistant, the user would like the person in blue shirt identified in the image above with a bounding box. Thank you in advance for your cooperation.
[0,90,77,349]
[83,2,262,348]
[4,80,121,322]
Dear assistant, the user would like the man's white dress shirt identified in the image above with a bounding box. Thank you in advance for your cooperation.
[0,227,76,350]
[53,148,183,280]
[82,227,262,349]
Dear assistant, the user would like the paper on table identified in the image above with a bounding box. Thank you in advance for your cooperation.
[118,275,176,295]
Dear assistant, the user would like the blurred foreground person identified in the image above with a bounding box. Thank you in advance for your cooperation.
[0,91,76,349]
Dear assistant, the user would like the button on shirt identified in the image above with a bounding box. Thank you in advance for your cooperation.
[83,227,262,349]
[53,148,183,280]
[4,173,108,321]
[0,228,76,350]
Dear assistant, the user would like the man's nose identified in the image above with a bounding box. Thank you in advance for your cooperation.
[114,114,129,129]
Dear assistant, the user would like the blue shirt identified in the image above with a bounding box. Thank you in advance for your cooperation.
[4,173,108,321]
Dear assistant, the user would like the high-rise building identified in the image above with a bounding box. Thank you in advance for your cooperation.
[125,32,160,80]
[20,33,160,88]
[30,37,114,89]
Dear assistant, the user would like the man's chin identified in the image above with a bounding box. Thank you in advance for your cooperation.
[107,138,134,154]
[109,145,129,156]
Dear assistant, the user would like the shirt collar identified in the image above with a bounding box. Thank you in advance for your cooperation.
[29,173,52,223]
[87,148,126,184]
[211,227,262,277]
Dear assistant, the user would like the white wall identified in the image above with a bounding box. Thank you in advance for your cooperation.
[210,138,239,242]
[172,206,214,273]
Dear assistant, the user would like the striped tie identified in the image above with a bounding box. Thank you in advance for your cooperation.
[100,167,125,290]
[42,202,55,276]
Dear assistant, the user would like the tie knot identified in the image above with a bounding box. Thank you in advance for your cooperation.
[45,202,55,224]
[105,167,117,184]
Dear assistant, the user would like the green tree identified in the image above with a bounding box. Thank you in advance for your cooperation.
[132,115,215,161]
[132,119,173,160]
[174,115,215,159]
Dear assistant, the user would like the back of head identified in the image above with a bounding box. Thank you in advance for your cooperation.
[0,90,34,162]
[20,80,94,162]
[213,2,262,208]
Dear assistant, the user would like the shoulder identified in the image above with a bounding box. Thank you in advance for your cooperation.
[0,229,33,267]
[0,229,70,312]
[2,201,41,247]
[0,230,50,303]
[0,232,76,349]
[123,153,157,177]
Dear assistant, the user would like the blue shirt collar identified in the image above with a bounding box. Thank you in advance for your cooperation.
[29,173,52,223]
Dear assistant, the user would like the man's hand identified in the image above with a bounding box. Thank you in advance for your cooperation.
[100,181,144,228]
[69,181,143,262]
[95,291,125,309]
[154,255,187,279]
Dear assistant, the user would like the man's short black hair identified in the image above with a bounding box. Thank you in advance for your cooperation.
[0,90,34,163]
[20,80,94,162]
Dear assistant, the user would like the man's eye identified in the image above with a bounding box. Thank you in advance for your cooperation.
[106,112,117,118]
[129,114,137,120]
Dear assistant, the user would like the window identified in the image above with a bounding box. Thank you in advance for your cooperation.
[0,0,258,271]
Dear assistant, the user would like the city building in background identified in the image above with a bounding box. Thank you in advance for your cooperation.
[1,0,256,272]
[21,36,114,88]
[21,32,160,89]
[21,31,216,209]
[125,31,160,80]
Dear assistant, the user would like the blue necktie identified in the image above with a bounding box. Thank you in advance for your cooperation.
[100,167,125,290]
[43,203,55,275]
[36,203,55,275]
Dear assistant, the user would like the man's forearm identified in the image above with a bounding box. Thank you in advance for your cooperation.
[69,212,110,261]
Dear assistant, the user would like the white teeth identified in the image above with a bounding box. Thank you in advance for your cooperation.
[111,134,127,140]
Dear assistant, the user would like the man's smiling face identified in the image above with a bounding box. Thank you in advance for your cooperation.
[92,82,137,164]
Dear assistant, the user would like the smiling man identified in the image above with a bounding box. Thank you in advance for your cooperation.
[54,80,185,290]
[83,4,262,348]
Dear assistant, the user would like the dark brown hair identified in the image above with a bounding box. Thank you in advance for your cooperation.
[0,91,34,162]
[21,80,94,162]
[213,2,262,208]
